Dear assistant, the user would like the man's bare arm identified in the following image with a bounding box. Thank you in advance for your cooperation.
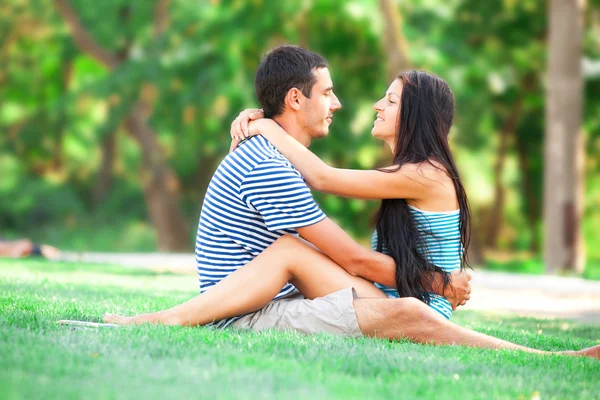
[296,218,396,286]
[296,218,471,308]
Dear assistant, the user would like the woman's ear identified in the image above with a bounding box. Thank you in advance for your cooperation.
[284,88,302,111]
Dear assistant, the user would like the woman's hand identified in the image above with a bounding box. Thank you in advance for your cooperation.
[230,108,264,140]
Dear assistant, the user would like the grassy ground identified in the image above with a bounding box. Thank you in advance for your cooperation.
[1,259,598,400]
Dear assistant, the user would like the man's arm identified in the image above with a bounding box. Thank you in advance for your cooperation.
[297,218,397,286]
[296,218,471,308]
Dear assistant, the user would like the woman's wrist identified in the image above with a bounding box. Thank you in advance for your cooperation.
[248,118,265,137]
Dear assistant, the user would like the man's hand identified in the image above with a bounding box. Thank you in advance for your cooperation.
[230,108,264,139]
[443,270,472,310]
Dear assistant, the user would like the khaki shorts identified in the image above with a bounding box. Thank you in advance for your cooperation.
[232,287,363,338]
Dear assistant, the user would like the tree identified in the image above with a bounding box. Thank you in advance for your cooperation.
[544,0,586,273]
[378,0,410,80]
[54,0,190,251]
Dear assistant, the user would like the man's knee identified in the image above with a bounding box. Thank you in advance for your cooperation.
[390,297,437,321]
[271,235,311,257]
[272,234,300,248]
[357,297,441,327]
[354,297,441,337]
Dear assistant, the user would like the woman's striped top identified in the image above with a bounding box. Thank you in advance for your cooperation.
[371,205,463,319]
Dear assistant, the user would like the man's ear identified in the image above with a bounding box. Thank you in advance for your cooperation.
[284,88,303,111]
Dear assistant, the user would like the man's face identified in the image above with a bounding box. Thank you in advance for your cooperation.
[300,67,342,139]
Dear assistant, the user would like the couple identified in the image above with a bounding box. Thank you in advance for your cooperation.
[105,46,599,359]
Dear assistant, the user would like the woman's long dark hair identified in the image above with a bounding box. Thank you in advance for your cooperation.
[374,70,471,304]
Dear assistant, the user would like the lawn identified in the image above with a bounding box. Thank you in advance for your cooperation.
[1,259,598,400]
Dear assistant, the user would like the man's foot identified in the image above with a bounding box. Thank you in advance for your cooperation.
[103,313,138,325]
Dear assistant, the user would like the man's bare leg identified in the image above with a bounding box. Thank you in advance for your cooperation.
[353,297,600,359]
[104,235,385,326]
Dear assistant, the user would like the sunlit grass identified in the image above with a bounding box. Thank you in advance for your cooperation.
[1,259,598,400]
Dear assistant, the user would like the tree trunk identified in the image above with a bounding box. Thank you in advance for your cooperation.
[485,96,523,249]
[124,107,189,252]
[93,130,117,206]
[92,6,131,207]
[193,151,221,206]
[544,0,585,273]
[467,208,486,267]
[515,132,541,253]
[377,0,411,161]
[378,0,410,81]
[55,0,189,251]
[52,57,73,171]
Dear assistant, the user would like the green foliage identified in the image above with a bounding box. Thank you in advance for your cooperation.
[1,0,599,268]
[1,259,599,399]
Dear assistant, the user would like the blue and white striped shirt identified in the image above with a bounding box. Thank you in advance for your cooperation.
[372,205,463,319]
[195,135,326,328]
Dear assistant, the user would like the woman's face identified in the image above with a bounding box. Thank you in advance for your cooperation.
[371,79,402,148]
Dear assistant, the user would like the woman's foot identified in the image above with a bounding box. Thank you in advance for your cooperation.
[561,345,600,360]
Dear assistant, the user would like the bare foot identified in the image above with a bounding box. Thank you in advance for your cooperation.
[40,244,61,260]
[103,313,138,325]
[560,345,600,360]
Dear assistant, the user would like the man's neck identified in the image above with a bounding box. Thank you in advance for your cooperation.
[272,115,311,147]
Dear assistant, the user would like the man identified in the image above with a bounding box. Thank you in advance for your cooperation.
[195,45,471,336]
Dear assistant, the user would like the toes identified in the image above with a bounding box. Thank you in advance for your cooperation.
[104,313,118,323]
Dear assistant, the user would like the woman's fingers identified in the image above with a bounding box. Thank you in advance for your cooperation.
[249,109,263,120]
[230,108,263,139]
[229,137,241,153]
[241,113,249,138]
[231,116,242,139]
[230,118,235,139]
[238,109,262,138]
[242,109,262,137]
[234,115,243,139]
[230,113,243,140]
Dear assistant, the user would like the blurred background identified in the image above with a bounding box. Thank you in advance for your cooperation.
[1,0,599,278]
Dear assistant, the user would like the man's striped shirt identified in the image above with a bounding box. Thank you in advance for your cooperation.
[195,135,326,328]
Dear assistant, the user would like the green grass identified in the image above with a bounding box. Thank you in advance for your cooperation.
[1,259,598,400]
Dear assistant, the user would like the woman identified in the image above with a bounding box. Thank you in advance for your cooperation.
[104,71,599,359]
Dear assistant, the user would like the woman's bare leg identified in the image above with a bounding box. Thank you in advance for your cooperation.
[104,235,385,326]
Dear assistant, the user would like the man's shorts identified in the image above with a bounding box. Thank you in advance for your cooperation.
[232,287,363,338]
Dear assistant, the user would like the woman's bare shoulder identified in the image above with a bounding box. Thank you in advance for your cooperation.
[385,160,451,186]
